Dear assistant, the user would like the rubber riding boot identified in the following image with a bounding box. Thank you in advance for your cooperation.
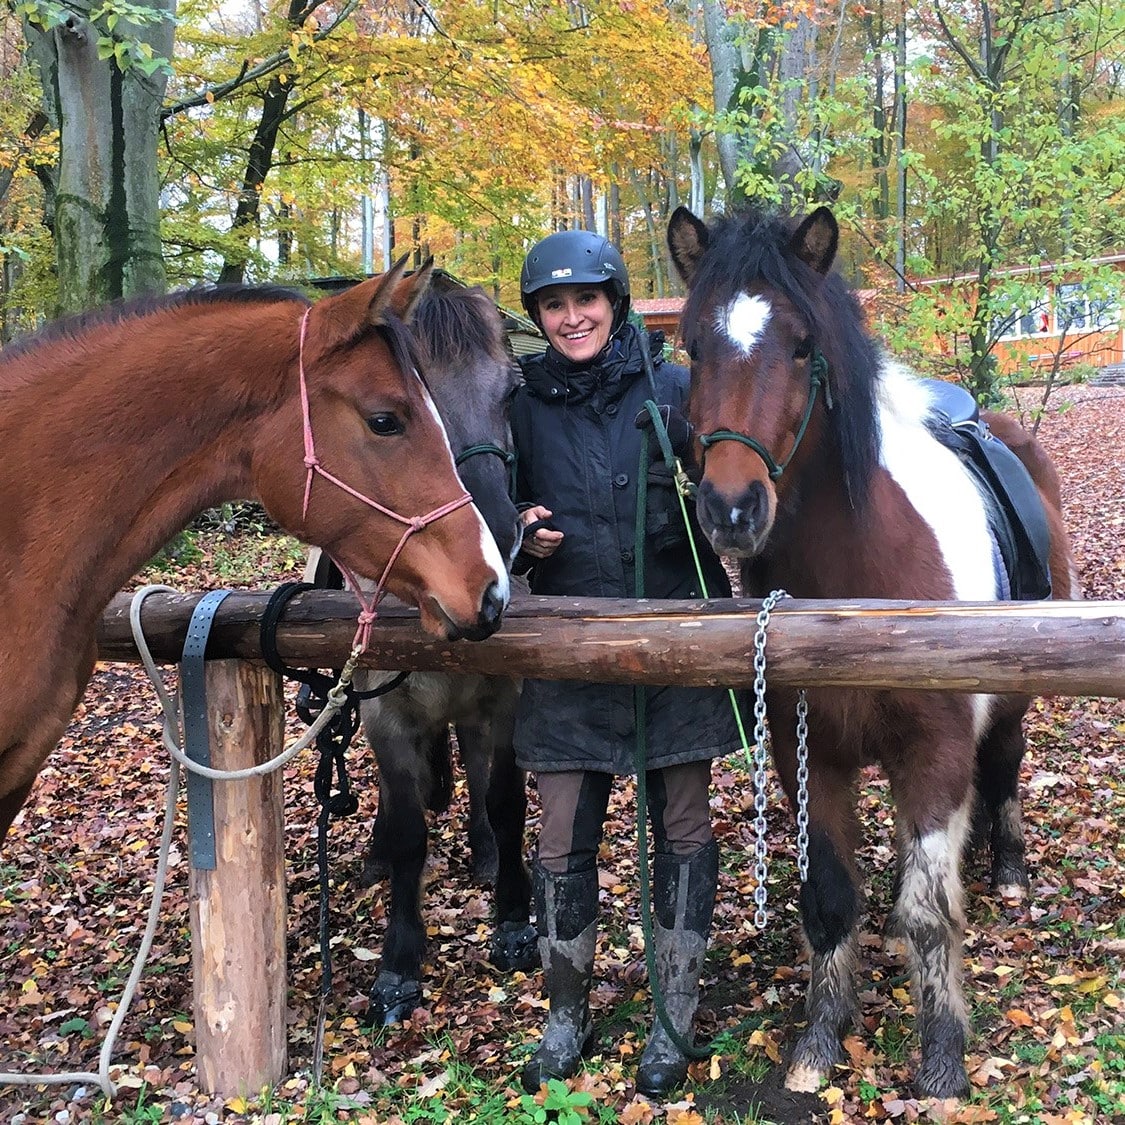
[520,863,598,1093]
[635,840,720,1099]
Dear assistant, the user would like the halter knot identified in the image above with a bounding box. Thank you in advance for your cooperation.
[304,452,320,469]
[356,608,378,627]
[408,516,427,533]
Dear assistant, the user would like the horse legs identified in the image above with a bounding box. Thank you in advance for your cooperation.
[974,702,1031,899]
[783,756,864,1094]
[454,720,499,884]
[366,730,439,1026]
[0,778,35,844]
[887,751,974,1099]
[359,772,392,887]
[479,692,537,972]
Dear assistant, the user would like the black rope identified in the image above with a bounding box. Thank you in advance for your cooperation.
[261,574,413,1009]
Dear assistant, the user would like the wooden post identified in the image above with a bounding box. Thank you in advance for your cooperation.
[187,659,288,1096]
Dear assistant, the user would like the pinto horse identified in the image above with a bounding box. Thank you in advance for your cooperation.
[0,261,510,847]
[667,205,1079,1099]
[304,283,534,1024]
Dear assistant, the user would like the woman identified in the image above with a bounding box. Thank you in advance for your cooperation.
[510,229,741,1098]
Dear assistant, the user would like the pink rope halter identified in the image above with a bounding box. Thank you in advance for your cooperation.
[297,307,473,650]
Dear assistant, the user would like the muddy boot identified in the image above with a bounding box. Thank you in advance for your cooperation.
[635,840,719,1099]
[520,863,598,1094]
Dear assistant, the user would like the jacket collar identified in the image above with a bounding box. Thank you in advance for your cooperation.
[521,324,663,405]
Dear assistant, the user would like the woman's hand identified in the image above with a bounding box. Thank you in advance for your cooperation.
[519,505,564,559]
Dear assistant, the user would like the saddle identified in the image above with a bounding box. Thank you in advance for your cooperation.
[923,379,1052,601]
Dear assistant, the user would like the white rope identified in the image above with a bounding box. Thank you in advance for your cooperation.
[0,584,350,1101]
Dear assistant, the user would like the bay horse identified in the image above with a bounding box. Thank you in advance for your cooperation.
[0,260,510,847]
[667,205,1079,1099]
[304,283,535,1025]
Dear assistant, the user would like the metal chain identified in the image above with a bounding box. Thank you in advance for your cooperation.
[751,591,782,928]
[751,590,812,926]
[795,690,810,882]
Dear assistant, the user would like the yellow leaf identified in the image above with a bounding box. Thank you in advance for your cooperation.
[1103,992,1121,1009]
[1077,976,1105,993]
[172,1019,192,1033]
[1005,1008,1034,1026]
[1045,973,1077,986]
[226,1096,250,1113]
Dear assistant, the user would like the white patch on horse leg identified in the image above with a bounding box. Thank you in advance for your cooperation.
[994,795,1029,900]
[716,294,772,355]
[895,800,971,1037]
[785,933,858,1093]
[970,693,994,745]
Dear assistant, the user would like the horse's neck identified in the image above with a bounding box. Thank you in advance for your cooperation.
[1,304,293,623]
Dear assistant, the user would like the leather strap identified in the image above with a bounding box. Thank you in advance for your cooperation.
[181,589,233,871]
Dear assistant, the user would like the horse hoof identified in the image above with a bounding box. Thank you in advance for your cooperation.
[367,971,424,1026]
[784,1062,825,1093]
[490,921,539,972]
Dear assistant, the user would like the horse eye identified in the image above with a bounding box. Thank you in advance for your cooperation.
[366,412,403,436]
[794,337,813,360]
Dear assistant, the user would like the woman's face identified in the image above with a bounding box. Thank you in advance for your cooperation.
[535,284,615,364]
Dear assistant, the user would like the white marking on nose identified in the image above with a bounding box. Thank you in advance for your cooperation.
[718,294,772,355]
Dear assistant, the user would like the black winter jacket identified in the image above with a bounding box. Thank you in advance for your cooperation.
[510,324,743,775]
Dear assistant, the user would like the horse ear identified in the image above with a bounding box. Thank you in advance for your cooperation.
[668,206,709,284]
[366,254,434,325]
[790,207,838,275]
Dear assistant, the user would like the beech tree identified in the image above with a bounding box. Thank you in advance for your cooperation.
[19,0,174,312]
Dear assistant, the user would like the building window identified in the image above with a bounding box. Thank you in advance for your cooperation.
[996,293,1051,339]
[1055,282,1119,333]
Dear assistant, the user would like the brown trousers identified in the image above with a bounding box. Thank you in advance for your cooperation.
[535,761,713,874]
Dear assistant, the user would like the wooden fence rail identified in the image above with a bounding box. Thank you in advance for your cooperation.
[99,590,1125,697]
[89,589,1125,1097]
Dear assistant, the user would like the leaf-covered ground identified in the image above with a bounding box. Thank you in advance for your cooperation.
[0,388,1122,1125]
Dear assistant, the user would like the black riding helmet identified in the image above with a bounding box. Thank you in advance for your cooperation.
[520,229,631,336]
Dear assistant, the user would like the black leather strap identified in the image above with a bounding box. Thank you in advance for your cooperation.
[181,589,234,871]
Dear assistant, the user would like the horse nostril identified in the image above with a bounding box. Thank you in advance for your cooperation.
[479,581,506,630]
[743,480,769,529]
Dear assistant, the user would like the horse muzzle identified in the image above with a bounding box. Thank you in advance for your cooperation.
[696,477,774,558]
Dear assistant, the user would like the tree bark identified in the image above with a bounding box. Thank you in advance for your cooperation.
[25,3,174,311]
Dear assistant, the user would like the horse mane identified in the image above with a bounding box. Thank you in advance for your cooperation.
[412,285,512,370]
[0,284,310,368]
[683,206,883,509]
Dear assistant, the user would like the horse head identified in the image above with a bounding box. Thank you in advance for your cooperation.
[669,205,875,559]
[412,285,523,568]
[253,257,509,641]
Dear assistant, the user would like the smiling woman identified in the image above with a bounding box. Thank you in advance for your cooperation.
[508,228,744,1099]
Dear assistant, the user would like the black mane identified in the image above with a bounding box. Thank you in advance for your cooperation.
[413,285,511,369]
[682,206,882,508]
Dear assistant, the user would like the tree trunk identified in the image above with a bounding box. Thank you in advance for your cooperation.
[26,4,174,312]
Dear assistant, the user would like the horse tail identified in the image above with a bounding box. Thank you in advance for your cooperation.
[426,727,455,813]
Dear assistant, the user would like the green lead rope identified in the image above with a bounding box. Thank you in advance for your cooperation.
[632,402,755,1064]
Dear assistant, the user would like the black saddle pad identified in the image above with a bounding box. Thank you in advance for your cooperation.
[923,380,1052,601]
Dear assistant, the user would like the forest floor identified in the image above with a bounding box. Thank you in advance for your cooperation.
[0,385,1122,1125]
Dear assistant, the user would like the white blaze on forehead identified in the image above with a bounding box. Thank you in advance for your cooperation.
[717,294,772,356]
